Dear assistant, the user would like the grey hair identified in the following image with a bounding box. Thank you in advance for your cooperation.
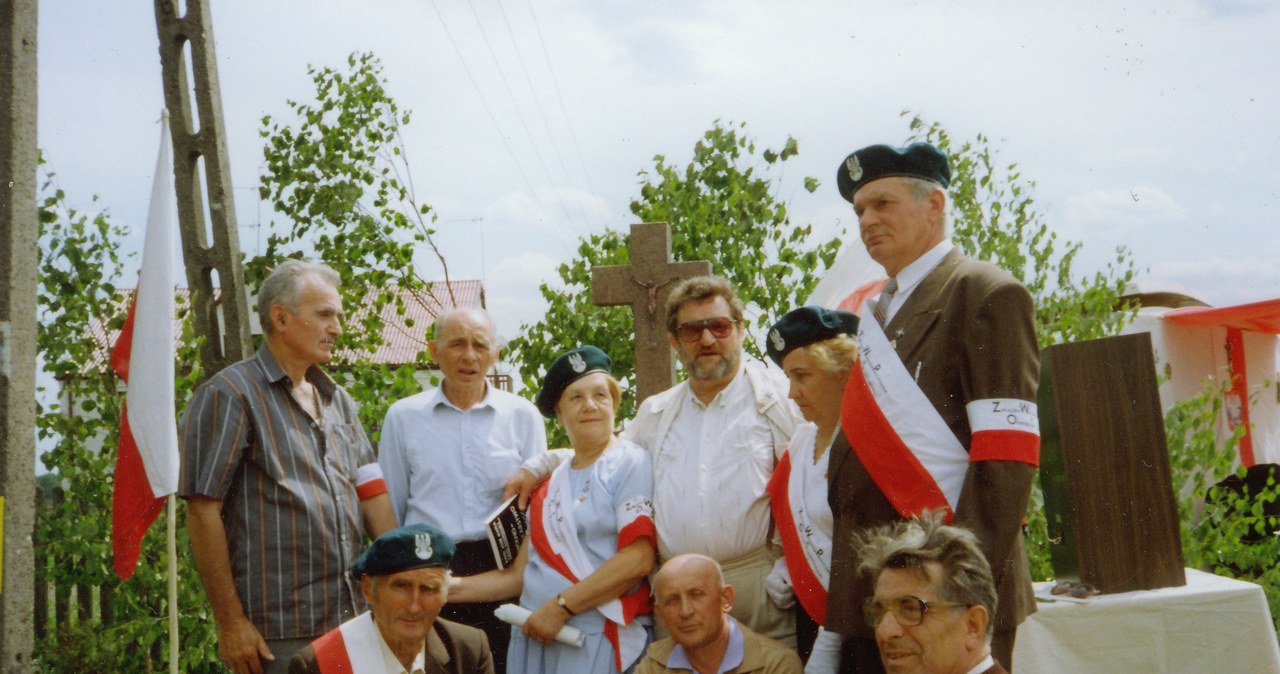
[258,259,341,334]
[857,511,997,638]
[902,176,952,232]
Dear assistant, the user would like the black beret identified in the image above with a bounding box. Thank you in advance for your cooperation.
[836,142,951,204]
[766,305,859,367]
[352,523,455,577]
[536,345,612,418]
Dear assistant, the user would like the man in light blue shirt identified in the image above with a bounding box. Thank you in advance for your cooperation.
[378,308,546,674]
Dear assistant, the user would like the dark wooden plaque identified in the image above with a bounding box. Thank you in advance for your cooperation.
[1038,332,1186,593]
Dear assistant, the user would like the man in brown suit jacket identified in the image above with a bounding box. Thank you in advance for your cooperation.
[826,143,1039,672]
[289,523,495,674]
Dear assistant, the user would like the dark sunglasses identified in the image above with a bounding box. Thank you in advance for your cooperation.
[674,318,738,343]
[1050,581,1098,599]
[863,595,969,628]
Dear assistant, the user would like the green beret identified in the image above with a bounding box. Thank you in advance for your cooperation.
[836,142,951,204]
[536,345,612,418]
[352,523,455,577]
[766,305,859,367]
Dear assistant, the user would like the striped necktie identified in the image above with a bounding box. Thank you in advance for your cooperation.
[874,278,899,326]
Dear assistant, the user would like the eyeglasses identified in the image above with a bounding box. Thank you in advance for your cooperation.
[863,595,969,628]
[1050,580,1098,599]
[674,318,738,343]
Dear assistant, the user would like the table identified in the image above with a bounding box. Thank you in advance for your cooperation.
[1013,569,1280,673]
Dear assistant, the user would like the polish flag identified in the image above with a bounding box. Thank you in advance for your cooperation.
[110,114,179,580]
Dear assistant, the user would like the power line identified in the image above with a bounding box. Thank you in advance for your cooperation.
[427,1,574,255]
[524,0,597,196]
[465,1,586,239]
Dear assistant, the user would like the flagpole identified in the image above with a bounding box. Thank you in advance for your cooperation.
[168,493,178,674]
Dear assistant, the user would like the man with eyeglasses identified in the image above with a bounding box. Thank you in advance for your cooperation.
[857,514,1005,674]
[511,275,800,646]
[826,143,1039,672]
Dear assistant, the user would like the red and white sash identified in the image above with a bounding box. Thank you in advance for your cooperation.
[312,611,399,674]
[528,452,655,672]
[842,298,1041,520]
[767,424,832,624]
[842,301,970,519]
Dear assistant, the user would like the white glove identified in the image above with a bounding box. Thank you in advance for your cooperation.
[765,557,796,610]
[805,627,843,673]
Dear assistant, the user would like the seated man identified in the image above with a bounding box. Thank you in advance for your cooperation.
[639,554,802,674]
[289,524,495,674]
[858,514,1005,674]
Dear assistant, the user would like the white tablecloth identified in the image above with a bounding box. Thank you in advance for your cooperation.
[1013,569,1280,673]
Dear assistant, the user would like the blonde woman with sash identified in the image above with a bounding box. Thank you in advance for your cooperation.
[452,346,656,673]
[762,306,859,673]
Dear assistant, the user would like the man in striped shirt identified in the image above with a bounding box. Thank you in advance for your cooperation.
[181,259,398,674]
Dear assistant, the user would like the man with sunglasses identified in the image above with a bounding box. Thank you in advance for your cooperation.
[858,514,1005,674]
[826,143,1039,672]
[511,276,800,646]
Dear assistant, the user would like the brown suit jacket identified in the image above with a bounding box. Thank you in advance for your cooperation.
[827,249,1039,638]
[287,616,495,674]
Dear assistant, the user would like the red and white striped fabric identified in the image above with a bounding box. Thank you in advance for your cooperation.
[312,612,400,673]
[110,115,179,581]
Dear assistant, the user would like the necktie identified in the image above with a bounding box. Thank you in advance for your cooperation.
[874,278,898,326]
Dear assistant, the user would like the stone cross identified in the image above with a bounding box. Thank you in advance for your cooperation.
[592,223,710,405]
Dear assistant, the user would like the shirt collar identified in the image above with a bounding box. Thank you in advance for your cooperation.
[665,616,745,674]
[427,380,494,412]
[254,344,336,398]
[892,239,953,298]
[964,653,996,674]
[373,619,427,674]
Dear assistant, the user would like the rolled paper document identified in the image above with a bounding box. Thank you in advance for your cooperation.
[494,603,586,648]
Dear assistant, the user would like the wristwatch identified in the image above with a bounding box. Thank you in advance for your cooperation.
[556,594,577,616]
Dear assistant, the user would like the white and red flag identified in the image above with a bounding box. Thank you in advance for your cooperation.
[110,114,179,580]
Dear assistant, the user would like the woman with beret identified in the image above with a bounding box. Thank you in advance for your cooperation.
[762,306,859,672]
[451,346,656,673]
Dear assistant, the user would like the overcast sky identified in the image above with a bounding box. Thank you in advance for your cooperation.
[35,0,1280,342]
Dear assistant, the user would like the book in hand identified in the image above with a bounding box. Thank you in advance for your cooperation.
[485,494,527,569]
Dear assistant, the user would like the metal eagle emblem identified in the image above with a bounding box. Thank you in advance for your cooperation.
[846,155,863,182]
[568,353,587,373]
[769,328,785,352]
[415,533,433,560]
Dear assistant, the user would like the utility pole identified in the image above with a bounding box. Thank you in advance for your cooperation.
[154,0,252,377]
[0,0,39,670]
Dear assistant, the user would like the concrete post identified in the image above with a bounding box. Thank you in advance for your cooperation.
[0,0,40,670]
[154,0,253,378]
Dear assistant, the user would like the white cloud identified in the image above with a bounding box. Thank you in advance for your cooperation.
[1064,186,1187,230]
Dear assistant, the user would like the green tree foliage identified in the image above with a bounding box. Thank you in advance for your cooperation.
[1166,384,1280,636]
[256,51,445,434]
[35,160,221,672]
[509,121,844,444]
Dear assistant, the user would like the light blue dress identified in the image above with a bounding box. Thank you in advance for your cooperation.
[508,439,655,673]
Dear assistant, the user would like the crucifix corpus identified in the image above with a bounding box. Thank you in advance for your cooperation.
[592,223,711,405]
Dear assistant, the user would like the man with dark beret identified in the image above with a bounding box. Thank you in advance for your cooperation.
[825,142,1040,672]
[289,523,495,674]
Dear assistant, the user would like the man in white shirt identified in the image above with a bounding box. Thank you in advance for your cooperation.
[289,523,495,674]
[859,514,1007,674]
[511,277,799,644]
[379,308,546,673]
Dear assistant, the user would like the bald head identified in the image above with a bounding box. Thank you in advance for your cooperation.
[654,554,735,653]
[655,554,724,595]
[434,308,495,343]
